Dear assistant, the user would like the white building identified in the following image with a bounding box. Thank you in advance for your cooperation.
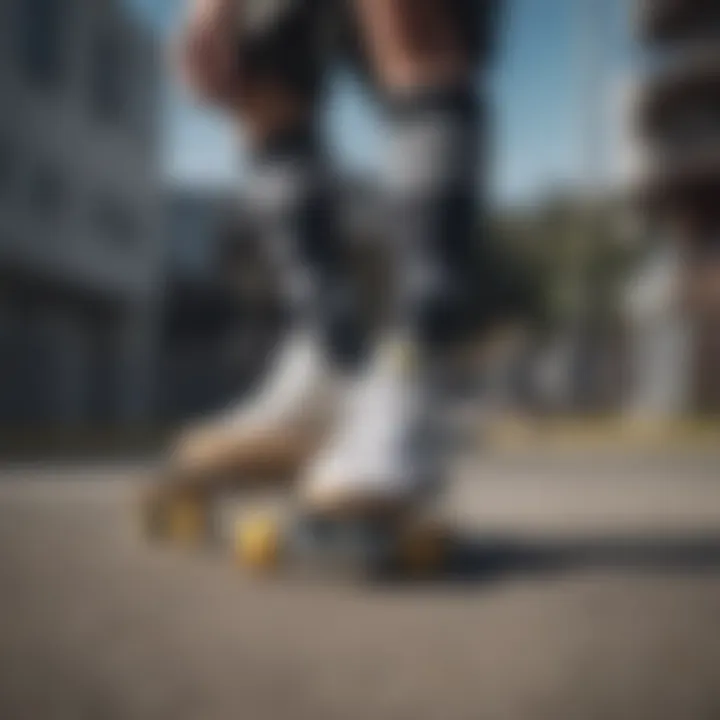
[0,0,164,428]
[624,241,692,417]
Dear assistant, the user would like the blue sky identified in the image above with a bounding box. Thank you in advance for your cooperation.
[127,0,635,206]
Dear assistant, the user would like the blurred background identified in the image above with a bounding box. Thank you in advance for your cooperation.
[1,4,719,720]
[0,0,718,450]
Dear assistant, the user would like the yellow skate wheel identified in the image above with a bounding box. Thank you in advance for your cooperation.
[235,513,282,572]
[397,522,447,577]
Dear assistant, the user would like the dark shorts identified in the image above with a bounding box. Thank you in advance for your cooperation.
[240,0,500,100]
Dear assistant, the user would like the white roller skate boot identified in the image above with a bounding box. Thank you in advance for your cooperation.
[172,329,342,482]
[299,338,447,516]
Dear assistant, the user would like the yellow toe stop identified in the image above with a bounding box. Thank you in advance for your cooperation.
[167,496,207,543]
[235,513,282,572]
[139,489,206,544]
[398,522,447,576]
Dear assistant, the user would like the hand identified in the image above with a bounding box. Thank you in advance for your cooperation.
[175,0,244,106]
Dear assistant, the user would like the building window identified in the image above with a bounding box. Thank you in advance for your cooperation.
[90,27,126,123]
[94,196,137,247]
[127,37,159,144]
[28,165,64,219]
[0,139,12,197]
[14,0,63,87]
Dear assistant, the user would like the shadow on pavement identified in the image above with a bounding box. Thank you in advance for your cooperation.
[427,533,720,587]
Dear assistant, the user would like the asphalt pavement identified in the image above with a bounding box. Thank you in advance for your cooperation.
[0,449,719,720]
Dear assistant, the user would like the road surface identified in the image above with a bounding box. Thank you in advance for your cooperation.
[1,449,719,720]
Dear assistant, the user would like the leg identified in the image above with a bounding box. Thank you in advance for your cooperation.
[238,0,502,576]
[300,0,497,513]
[353,0,489,347]
[177,0,368,476]
[172,7,337,474]
[143,1,366,543]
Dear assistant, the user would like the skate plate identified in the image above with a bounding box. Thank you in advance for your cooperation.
[235,508,450,580]
[137,467,450,581]
[136,454,301,548]
[138,483,216,546]
[137,477,289,549]
[136,424,326,547]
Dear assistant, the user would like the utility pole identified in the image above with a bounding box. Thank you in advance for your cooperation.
[570,0,608,311]
[574,0,609,411]
[579,0,607,197]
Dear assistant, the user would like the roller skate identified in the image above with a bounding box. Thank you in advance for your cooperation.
[236,338,452,579]
[139,330,341,546]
